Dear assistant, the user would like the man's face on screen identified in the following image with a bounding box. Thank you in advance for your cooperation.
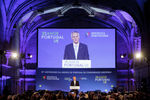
[71,32,79,44]
[73,76,76,81]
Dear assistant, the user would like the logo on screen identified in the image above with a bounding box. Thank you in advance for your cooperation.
[43,76,46,80]
[41,32,64,43]
[86,32,91,37]
[86,32,108,38]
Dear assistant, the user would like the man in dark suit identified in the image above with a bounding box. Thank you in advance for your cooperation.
[70,76,80,86]
[64,31,89,60]
[70,76,80,97]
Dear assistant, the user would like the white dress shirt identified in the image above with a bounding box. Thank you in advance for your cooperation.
[74,81,76,86]
[73,43,79,59]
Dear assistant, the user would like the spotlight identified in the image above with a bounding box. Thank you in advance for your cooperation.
[135,52,142,59]
[120,54,126,59]
[121,55,124,58]
[28,54,32,58]
[11,52,18,59]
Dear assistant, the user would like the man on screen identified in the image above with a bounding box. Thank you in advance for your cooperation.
[64,31,89,60]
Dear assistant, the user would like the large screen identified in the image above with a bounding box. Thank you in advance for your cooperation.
[38,29,115,68]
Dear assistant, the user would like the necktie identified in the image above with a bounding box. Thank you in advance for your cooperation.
[75,45,78,59]
[74,81,76,86]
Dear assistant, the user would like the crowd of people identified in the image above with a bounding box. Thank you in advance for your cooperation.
[0,89,150,100]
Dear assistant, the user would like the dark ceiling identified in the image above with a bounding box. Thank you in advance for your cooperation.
[0,0,150,56]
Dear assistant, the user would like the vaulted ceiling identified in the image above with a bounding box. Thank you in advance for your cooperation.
[0,0,149,55]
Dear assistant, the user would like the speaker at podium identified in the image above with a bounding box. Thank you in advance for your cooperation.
[70,76,80,95]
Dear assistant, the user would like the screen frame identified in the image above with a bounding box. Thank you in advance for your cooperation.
[37,27,117,69]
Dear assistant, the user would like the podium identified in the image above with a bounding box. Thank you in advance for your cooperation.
[62,60,91,68]
[70,86,80,90]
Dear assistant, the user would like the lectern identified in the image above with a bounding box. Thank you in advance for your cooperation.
[70,86,80,90]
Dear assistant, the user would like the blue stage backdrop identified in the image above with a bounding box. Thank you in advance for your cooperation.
[36,68,116,92]
[36,28,116,92]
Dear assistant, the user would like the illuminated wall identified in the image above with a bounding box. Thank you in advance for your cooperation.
[1,0,148,94]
